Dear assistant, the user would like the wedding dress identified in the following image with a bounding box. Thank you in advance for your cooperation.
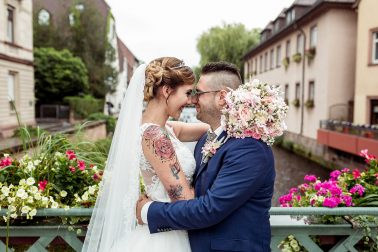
[111,123,195,252]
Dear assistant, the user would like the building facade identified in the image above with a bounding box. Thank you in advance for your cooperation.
[243,0,357,144]
[353,0,378,125]
[33,0,139,115]
[0,0,35,138]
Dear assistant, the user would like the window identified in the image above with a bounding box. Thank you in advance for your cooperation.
[276,45,281,67]
[296,34,304,53]
[310,26,317,48]
[372,31,378,64]
[371,99,378,124]
[69,13,75,26]
[286,9,295,25]
[308,81,315,100]
[264,52,268,71]
[295,83,300,100]
[75,4,85,11]
[259,55,263,73]
[284,84,289,102]
[38,9,50,25]
[286,40,291,58]
[7,6,15,43]
[8,72,17,111]
[274,22,280,33]
[69,4,85,26]
[270,49,274,69]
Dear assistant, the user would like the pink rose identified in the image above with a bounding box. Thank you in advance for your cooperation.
[66,150,76,160]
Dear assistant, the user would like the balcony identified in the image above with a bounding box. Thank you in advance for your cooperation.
[317,120,378,157]
[0,208,377,251]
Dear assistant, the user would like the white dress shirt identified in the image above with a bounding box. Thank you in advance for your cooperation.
[141,125,224,224]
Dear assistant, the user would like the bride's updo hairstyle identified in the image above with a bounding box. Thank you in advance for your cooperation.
[144,57,195,102]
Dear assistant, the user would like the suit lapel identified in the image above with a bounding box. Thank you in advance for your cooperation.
[193,131,228,185]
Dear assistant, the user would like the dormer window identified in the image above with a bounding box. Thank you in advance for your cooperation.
[274,22,280,32]
[286,9,296,25]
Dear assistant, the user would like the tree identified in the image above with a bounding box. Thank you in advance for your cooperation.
[33,0,118,98]
[34,47,89,104]
[196,23,260,79]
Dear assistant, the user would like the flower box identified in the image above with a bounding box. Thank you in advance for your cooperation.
[292,99,300,108]
[305,47,316,61]
[282,57,290,70]
[292,53,302,63]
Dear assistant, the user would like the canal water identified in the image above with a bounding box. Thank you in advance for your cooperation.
[272,146,331,206]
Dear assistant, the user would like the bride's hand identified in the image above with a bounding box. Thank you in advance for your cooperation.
[136,194,150,225]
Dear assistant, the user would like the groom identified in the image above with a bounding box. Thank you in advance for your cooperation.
[137,62,275,252]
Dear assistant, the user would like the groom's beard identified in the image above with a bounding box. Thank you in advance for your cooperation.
[196,103,221,126]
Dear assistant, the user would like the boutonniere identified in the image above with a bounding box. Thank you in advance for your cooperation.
[201,136,229,164]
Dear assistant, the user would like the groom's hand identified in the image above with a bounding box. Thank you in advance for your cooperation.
[136,195,151,225]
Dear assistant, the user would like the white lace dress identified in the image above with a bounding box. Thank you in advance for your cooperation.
[111,123,196,252]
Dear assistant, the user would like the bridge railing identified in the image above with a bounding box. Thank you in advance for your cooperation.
[0,207,377,252]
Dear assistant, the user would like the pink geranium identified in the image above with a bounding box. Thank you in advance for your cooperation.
[349,184,365,196]
[38,180,48,191]
[65,150,76,160]
[0,156,12,167]
[352,169,361,179]
[77,160,86,171]
[304,175,317,183]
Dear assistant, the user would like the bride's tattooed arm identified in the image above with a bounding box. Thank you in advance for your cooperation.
[142,125,194,201]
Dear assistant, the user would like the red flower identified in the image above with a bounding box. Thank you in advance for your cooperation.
[0,157,12,168]
[38,180,48,191]
[360,149,376,163]
[65,150,76,160]
[93,173,100,181]
[77,160,85,171]
[69,166,76,172]
[352,169,361,179]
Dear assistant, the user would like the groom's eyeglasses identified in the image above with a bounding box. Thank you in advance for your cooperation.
[186,89,221,98]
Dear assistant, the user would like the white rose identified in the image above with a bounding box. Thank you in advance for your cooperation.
[8,197,15,203]
[16,188,26,198]
[82,192,89,201]
[88,186,95,195]
[10,213,17,219]
[21,206,31,214]
[19,179,26,186]
[3,154,9,157]
[27,196,34,203]
[29,186,38,194]
[29,209,37,217]
[1,186,9,196]
[76,229,82,235]
[51,202,59,208]
[26,177,35,186]
[34,193,42,200]
[8,205,16,212]
[60,191,67,197]
[41,196,49,203]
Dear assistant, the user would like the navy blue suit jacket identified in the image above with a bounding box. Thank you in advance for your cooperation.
[147,131,275,252]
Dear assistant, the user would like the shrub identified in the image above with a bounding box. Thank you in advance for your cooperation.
[64,95,104,119]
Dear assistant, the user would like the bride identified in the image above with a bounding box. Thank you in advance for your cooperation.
[82,57,208,251]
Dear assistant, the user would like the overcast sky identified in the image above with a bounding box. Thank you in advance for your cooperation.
[106,0,294,67]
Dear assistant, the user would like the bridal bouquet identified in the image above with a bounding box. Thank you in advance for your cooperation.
[221,79,288,145]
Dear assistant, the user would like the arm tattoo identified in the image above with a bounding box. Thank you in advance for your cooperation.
[170,162,181,180]
[143,125,175,163]
[168,185,183,201]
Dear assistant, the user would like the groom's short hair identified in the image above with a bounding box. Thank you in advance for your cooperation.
[201,62,242,90]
